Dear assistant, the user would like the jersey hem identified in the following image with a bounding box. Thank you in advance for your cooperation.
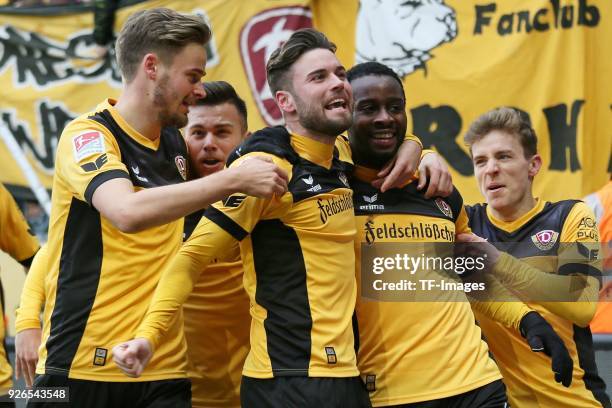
[369,374,502,405]
[242,367,360,379]
[40,367,187,382]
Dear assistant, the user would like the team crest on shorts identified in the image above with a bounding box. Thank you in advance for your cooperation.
[72,131,105,162]
[434,198,452,218]
[240,6,312,125]
[531,230,559,250]
[175,155,187,180]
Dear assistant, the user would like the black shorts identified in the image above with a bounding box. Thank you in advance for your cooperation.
[26,374,191,408]
[241,375,372,408]
[0,395,15,408]
[388,380,508,408]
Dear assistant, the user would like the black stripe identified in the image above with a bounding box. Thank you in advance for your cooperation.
[204,206,248,241]
[0,278,5,327]
[183,209,205,241]
[45,197,103,376]
[573,325,612,408]
[352,311,360,356]
[84,169,130,205]
[351,178,459,220]
[19,250,38,268]
[90,110,188,189]
[559,263,602,279]
[251,219,311,376]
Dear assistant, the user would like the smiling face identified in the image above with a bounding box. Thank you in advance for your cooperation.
[348,74,406,168]
[282,48,353,139]
[471,129,542,220]
[153,43,207,128]
[185,102,247,178]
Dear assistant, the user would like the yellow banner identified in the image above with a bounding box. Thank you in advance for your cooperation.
[0,0,609,204]
[316,0,612,203]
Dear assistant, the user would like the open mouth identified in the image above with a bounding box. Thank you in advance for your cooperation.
[370,130,397,148]
[371,130,396,140]
[487,183,505,193]
[325,98,348,111]
[201,159,222,166]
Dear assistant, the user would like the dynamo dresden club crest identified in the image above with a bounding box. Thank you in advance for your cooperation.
[531,229,559,251]
[240,7,313,126]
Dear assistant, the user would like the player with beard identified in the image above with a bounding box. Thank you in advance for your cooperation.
[113,28,431,408]
[347,62,574,408]
[12,82,253,407]
[29,9,287,408]
[461,107,611,408]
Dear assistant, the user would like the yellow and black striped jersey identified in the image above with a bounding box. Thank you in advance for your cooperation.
[351,166,505,406]
[468,199,611,408]
[39,98,189,382]
[182,210,249,408]
[183,256,249,407]
[136,126,360,379]
[0,183,40,392]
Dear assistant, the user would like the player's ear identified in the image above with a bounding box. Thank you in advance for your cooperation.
[528,154,542,178]
[276,90,296,114]
[143,53,159,80]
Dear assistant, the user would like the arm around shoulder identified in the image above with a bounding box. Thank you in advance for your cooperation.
[92,156,288,233]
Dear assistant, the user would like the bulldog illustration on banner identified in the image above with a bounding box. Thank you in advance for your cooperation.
[355,0,457,78]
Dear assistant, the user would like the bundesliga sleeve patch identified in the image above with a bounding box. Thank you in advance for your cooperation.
[72,131,105,163]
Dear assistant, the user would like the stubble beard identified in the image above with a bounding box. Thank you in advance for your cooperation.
[153,74,188,128]
[294,94,352,138]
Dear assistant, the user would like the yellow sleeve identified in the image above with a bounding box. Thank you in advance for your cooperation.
[558,202,601,276]
[135,153,290,348]
[420,149,435,160]
[0,184,40,264]
[55,119,130,204]
[202,152,292,233]
[135,218,238,349]
[455,206,532,330]
[405,132,422,148]
[15,244,47,333]
[455,206,471,234]
[468,273,532,331]
[492,252,599,327]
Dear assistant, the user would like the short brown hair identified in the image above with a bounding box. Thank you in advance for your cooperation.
[464,107,537,157]
[196,81,248,131]
[116,8,211,83]
[266,28,336,94]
